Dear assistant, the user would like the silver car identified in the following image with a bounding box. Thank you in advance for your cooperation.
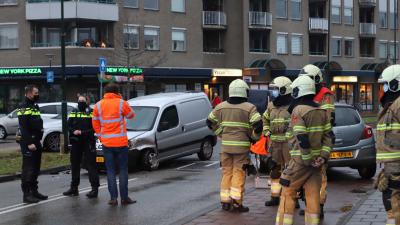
[96,92,217,170]
[329,103,376,179]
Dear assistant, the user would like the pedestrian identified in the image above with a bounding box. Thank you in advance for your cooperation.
[262,76,295,207]
[212,92,222,108]
[92,83,135,206]
[63,95,99,198]
[17,85,48,204]
[206,79,262,213]
[375,65,400,225]
[298,64,336,218]
[275,75,333,225]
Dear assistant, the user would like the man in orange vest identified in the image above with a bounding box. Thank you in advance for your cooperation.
[92,83,135,206]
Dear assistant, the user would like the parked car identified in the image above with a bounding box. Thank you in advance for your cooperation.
[96,92,217,171]
[328,103,376,179]
[0,102,77,140]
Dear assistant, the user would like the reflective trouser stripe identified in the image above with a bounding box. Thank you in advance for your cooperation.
[222,140,251,147]
[220,189,230,202]
[377,123,400,131]
[271,180,281,196]
[276,213,294,225]
[305,213,320,225]
[215,127,223,135]
[377,152,400,160]
[230,187,242,200]
[270,135,288,142]
[386,218,395,225]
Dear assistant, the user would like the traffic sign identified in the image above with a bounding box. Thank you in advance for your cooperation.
[47,71,54,83]
[99,58,107,72]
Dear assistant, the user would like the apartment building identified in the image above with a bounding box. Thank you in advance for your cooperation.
[0,0,397,113]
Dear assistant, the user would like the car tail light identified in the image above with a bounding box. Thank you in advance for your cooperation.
[362,125,373,139]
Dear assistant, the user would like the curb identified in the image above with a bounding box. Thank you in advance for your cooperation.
[336,189,377,225]
[0,165,70,183]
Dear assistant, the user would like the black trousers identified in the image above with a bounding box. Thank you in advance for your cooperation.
[70,140,99,188]
[20,141,42,195]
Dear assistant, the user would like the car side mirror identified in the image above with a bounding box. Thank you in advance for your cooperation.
[158,121,169,132]
[8,114,12,118]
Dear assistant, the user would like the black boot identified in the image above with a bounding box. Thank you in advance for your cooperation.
[32,190,48,200]
[320,204,325,219]
[265,197,280,207]
[86,189,98,199]
[221,203,231,211]
[299,209,305,216]
[232,204,250,213]
[63,187,79,196]
[23,194,40,204]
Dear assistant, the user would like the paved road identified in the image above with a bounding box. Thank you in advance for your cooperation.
[0,136,19,153]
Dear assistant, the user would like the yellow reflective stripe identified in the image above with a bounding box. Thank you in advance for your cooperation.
[386,219,395,225]
[221,121,251,128]
[321,104,335,110]
[208,112,218,123]
[271,118,291,123]
[305,213,320,225]
[324,123,332,131]
[377,152,400,159]
[302,153,312,160]
[263,125,271,130]
[215,127,223,135]
[276,214,294,225]
[270,135,288,141]
[377,123,400,131]
[69,113,93,118]
[220,189,230,201]
[322,146,331,153]
[250,113,261,123]
[293,126,307,132]
[221,140,251,147]
[290,150,301,156]
[294,125,330,133]
[17,109,40,116]
[230,187,242,200]
[285,132,294,138]
[263,112,270,120]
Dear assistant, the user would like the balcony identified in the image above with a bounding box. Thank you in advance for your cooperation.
[248,11,272,29]
[359,0,376,7]
[26,0,118,21]
[309,18,328,33]
[202,11,227,29]
[360,23,376,37]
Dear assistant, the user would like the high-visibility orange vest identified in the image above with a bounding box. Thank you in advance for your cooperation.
[92,93,135,148]
[250,135,268,155]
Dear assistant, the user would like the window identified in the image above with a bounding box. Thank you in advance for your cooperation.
[290,0,301,20]
[144,0,159,10]
[359,84,374,111]
[123,0,138,8]
[380,0,388,28]
[344,39,354,57]
[291,35,302,55]
[389,42,400,59]
[343,0,353,25]
[159,106,179,131]
[144,27,160,50]
[389,0,397,29]
[276,0,287,18]
[123,25,139,49]
[379,41,388,59]
[331,0,341,24]
[171,0,185,12]
[249,30,269,52]
[0,0,17,5]
[276,33,288,54]
[172,29,186,51]
[39,105,57,114]
[0,24,18,49]
[332,38,342,56]
[331,84,354,105]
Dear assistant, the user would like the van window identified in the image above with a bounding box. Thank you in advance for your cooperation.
[335,107,361,126]
[159,106,179,131]
[40,105,57,114]
[179,98,211,124]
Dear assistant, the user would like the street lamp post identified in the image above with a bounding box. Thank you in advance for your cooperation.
[60,0,68,154]
[326,0,331,87]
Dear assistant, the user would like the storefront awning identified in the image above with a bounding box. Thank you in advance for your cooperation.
[249,58,286,70]
[271,69,300,78]
[361,62,389,74]
[313,61,343,71]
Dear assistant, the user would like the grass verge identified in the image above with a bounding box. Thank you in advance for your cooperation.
[0,152,69,176]
[362,116,378,124]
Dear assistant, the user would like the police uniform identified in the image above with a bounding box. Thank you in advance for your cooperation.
[17,97,46,203]
[207,79,262,213]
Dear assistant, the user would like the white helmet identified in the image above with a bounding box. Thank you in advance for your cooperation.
[291,76,316,99]
[270,76,293,95]
[379,65,400,92]
[229,79,249,98]
[299,64,323,84]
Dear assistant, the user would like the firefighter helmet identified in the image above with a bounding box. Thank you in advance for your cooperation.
[229,79,249,98]
[291,75,316,99]
[379,65,400,92]
[299,64,323,84]
[270,76,293,96]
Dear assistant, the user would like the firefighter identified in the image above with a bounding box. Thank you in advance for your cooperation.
[299,64,335,218]
[275,75,333,225]
[63,95,99,198]
[263,76,293,207]
[207,79,262,213]
[376,65,400,225]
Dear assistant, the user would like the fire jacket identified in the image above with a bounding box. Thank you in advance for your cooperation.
[262,102,291,142]
[92,93,135,148]
[68,108,95,144]
[17,98,43,145]
[207,101,262,154]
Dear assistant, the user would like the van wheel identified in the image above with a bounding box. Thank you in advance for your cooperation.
[198,138,213,161]
[0,126,7,140]
[44,132,60,152]
[141,149,159,171]
[358,164,376,180]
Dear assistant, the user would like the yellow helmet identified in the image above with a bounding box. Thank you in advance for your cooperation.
[379,65,400,92]
[229,79,249,98]
[291,76,316,99]
[299,64,323,84]
[270,76,292,95]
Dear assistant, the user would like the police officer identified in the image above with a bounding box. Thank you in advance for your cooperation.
[63,95,99,198]
[376,65,400,225]
[263,76,293,207]
[207,79,262,213]
[276,76,333,225]
[17,85,47,204]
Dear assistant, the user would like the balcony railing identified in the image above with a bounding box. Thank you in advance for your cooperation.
[31,41,113,48]
[248,11,272,28]
[27,0,116,4]
[202,11,227,27]
[309,18,329,33]
[359,0,376,7]
[360,23,376,36]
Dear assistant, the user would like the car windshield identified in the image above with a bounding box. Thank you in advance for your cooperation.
[126,106,159,131]
[335,107,361,126]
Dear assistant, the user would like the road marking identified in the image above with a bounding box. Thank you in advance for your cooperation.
[204,161,219,167]
[0,178,138,216]
[176,163,196,170]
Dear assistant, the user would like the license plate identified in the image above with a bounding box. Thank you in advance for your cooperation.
[330,152,353,159]
[96,157,104,163]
